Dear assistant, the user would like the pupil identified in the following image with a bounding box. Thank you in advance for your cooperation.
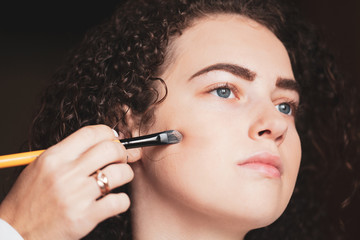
[280,104,290,114]
[217,88,230,98]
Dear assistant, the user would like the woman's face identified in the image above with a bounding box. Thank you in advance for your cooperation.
[136,14,301,231]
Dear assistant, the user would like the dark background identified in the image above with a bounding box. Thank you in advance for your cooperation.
[0,0,359,236]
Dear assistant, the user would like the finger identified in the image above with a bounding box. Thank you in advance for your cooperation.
[43,125,118,162]
[89,163,134,199]
[102,163,134,189]
[75,140,128,175]
[126,148,142,163]
[91,193,131,223]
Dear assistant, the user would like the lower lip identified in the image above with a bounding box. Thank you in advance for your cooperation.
[238,163,281,178]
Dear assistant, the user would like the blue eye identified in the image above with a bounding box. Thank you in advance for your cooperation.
[276,103,292,115]
[211,87,235,99]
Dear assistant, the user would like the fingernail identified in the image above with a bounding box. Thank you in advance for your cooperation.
[112,129,119,138]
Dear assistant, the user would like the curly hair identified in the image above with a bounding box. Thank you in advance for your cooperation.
[25,0,358,239]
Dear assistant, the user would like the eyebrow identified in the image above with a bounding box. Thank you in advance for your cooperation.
[188,63,256,81]
[188,62,300,95]
[276,77,300,95]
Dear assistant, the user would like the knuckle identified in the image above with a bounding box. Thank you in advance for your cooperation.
[108,164,134,186]
[60,200,86,227]
[79,124,114,140]
[92,124,113,137]
[97,124,112,132]
[100,141,125,161]
[63,209,81,229]
[47,172,67,196]
[57,197,71,213]
[101,141,119,156]
[35,152,58,173]
[78,126,98,141]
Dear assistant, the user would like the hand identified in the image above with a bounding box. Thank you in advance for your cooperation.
[0,125,140,239]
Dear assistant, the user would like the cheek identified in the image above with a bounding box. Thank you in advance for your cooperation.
[281,127,302,198]
[140,135,226,211]
[140,97,238,207]
[142,98,228,180]
[285,128,301,176]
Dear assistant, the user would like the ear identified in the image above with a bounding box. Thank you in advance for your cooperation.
[114,106,141,138]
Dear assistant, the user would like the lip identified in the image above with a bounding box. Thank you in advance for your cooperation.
[237,152,283,178]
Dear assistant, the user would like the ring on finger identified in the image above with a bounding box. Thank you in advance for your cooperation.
[94,170,110,196]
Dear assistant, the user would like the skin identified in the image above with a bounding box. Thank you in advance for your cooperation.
[0,125,141,239]
[131,14,301,240]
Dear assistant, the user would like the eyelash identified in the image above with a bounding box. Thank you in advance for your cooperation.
[206,82,299,117]
[207,82,240,99]
[279,100,299,117]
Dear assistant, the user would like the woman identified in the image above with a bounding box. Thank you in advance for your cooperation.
[0,0,357,239]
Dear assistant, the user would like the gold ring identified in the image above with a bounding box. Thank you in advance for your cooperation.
[94,170,110,196]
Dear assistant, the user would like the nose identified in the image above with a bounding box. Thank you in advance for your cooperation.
[248,104,288,146]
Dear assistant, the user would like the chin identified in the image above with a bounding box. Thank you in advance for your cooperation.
[249,208,284,229]
[219,189,291,230]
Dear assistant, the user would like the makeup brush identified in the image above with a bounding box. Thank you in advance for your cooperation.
[0,130,182,168]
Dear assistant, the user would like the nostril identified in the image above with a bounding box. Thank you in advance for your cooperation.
[258,129,271,136]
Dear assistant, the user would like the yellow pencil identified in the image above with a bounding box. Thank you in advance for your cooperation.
[0,130,182,169]
[0,150,45,168]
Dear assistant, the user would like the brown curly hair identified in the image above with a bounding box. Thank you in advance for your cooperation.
[25,0,358,239]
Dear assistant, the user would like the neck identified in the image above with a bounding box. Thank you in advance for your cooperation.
[130,163,247,240]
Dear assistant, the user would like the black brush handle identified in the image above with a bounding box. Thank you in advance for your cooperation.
[120,131,169,149]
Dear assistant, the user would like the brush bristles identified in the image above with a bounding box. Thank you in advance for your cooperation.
[166,130,183,144]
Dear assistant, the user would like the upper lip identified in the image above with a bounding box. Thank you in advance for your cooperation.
[237,151,283,174]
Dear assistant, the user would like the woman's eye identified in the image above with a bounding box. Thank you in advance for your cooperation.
[210,87,235,99]
[276,103,292,115]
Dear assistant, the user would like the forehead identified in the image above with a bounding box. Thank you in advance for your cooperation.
[161,14,294,81]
